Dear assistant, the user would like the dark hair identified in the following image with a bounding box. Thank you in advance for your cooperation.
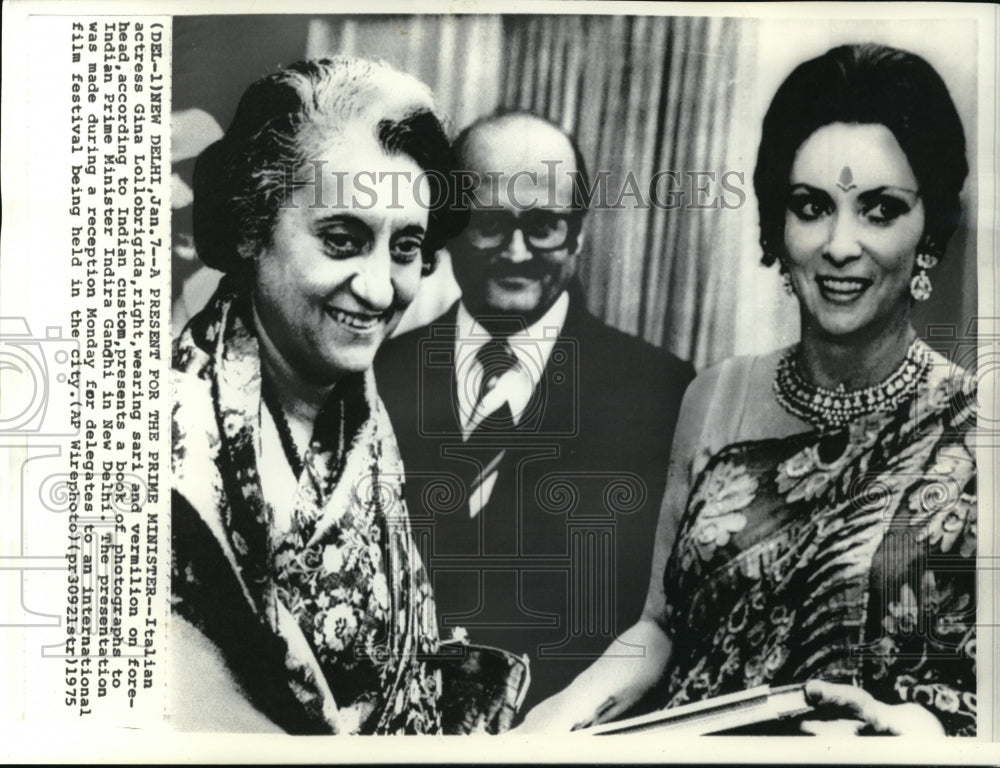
[192,57,466,277]
[753,43,968,267]
[452,109,590,248]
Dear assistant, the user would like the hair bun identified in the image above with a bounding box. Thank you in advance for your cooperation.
[192,135,243,273]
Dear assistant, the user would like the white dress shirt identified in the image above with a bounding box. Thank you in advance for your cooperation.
[453,291,570,516]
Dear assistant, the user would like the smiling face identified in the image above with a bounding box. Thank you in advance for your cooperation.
[783,122,926,342]
[450,116,582,327]
[252,128,428,386]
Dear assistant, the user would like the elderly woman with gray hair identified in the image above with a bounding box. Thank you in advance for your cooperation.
[169,57,471,734]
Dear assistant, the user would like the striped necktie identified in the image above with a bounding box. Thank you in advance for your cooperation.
[470,339,518,434]
[460,339,519,518]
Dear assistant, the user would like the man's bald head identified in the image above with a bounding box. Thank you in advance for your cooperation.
[454,111,590,213]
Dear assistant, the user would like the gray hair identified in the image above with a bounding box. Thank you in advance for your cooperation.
[193,56,461,277]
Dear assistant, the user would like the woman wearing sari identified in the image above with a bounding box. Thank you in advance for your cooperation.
[168,57,467,733]
[521,43,977,736]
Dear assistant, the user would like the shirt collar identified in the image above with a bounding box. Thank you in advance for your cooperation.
[455,291,570,388]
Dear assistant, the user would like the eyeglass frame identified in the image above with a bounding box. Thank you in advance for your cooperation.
[454,206,585,255]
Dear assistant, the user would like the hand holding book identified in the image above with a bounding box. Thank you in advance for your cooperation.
[799,680,946,736]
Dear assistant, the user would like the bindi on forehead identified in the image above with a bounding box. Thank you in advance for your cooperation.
[837,166,856,192]
[791,123,921,190]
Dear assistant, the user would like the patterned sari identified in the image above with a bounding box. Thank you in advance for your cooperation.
[171,281,441,734]
[658,352,977,735]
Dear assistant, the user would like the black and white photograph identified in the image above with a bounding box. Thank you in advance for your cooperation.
[1,0,997,761]
[166,9,984,737]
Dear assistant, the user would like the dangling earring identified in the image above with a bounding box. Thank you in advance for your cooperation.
[910,252,939,301]
[781,269,794,296]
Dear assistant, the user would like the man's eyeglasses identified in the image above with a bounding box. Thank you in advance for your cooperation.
[461,210,578,253]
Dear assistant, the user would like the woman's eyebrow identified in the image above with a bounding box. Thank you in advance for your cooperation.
[312,213,371,231]
[857,185,920,198]
[788,182,919,199]
[787,183,829,195]
[314,212,355,224]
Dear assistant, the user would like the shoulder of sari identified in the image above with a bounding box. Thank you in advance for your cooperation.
[171,283,228,542]
[862,349,978,736]
[171,281,261,610]
[170,279,246,508]
[171,365,220,499]
[915,346,977,432]
[889,346,977,546]
[171,362,257,613]
[173,277,243,371]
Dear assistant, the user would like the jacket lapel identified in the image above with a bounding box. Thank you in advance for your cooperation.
[423,303,465,437]
[536,288,591,438]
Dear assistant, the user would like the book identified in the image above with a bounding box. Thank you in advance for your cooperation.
[583,683,814,736]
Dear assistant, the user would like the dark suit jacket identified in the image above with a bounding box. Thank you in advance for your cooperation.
[375,291,694,714]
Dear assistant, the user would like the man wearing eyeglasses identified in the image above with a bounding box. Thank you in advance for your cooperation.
[375,111,694,717]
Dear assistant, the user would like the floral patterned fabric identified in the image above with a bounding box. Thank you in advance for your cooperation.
[659,357,977,735]
[171,280,441,734]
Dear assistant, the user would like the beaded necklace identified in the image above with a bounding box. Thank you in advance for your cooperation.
[773,337,932,430]
[261,374,305,480]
